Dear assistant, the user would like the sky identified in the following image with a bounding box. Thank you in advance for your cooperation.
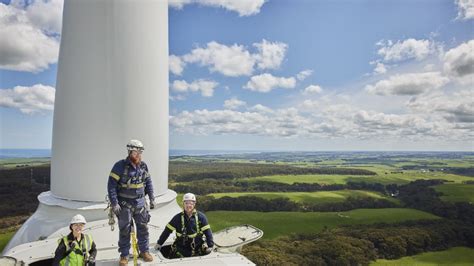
[0,0,473,151]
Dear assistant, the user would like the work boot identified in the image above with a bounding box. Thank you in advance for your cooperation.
[119,256,128,266]
[139,252,154,262]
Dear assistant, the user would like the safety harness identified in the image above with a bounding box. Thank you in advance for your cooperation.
[169,211,210,257]
[59,234,93,266]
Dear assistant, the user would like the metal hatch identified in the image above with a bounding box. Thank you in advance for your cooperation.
[213,224,263,253]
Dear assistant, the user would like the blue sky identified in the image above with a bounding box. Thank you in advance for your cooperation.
[1,0,473,151]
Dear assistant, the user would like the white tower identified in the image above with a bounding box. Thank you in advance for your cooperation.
[4,0,180,252]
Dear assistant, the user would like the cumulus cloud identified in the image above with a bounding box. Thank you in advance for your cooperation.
[443,40,474,82]
[0,84,55,114]
[253,39,287,70]
[169,0,267,16]
[302,85,322,95]
[249,104,273,113]
[296,69,313,81]
[376,39,438,62]
[370,61,387,74]
[407,89,474,124]
[223,98,246,110]
[171,79,218,97]
[169,55,185,76]
[244,73,296,93]
[456,0,474,20]
[175,40,288,76]
[365,72,449,96]
[182,41,255,77]
[0,1,61,72]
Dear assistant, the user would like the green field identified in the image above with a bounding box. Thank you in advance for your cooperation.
[208,190,399,204]
[244,171,472,186]
[433,184,474,203]
[371,247,474,266]
[0,231,16,253]
[0,158,50,169]
[207,208,439,239]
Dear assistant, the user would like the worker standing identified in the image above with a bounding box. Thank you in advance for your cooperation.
[108,139,155,265]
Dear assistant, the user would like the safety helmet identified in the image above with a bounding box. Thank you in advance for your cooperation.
[70,214,87,225]
[127,139,144,152]
[183,193,196,203]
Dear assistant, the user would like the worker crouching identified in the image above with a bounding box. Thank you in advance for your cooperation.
[155,193,214,258]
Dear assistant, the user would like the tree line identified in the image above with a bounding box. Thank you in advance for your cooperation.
[243,219,474,266]
[198,195,397,212]
[172,179,386,195]
[169,161,376,182]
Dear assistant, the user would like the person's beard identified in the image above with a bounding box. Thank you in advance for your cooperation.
[130,154,141,165]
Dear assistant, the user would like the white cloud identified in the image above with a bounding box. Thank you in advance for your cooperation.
[407,89,474,124]
[377,39,437,62]
[169,55,185,76]
[0,84,55,114]
[171,79,219,97]
[365,72,449,96]
[253,39,287,70]
[302,85,322,95]
[244,73,296,93]
[168,0,193,9]
[224,98,246,110]
[0,2,61,72]
[456,0,474,20]
[296,69,313,81]
[169,0,267,16]
[372,61,387,74]
[22,0,63,34]
[176,40,289,76]
[443,40,474,83]
[182,41,255,77]
[249,104,273,113]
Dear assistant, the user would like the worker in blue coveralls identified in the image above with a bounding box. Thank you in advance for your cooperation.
[154,193,214,258]
[107,139,155,266]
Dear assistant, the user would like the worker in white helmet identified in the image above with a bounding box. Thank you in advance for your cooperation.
[107,139,155,265]
[154,193,214,258]
[52,214,97,266]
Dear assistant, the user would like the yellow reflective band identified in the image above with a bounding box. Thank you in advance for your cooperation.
[166,223,176,231]
[110,172,120,181]
[176,232,198,238]
[201,224,210,231]
[119,183,144,188]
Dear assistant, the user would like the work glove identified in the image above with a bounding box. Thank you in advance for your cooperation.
[86,257,96,266]
[112,204,121,216]
[203,246,212,255]
[154,243,161,251]
[149,200,155,210]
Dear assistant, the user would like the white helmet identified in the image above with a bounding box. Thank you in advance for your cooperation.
[127,139,144,152]
[70,214,87,225]
[183,193,196,203]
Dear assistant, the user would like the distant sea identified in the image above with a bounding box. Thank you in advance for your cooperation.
[0,149,260,159]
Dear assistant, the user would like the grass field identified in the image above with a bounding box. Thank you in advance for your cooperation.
[243,171,472,185]
[0,230,16,253]
[207,208,439,239]
[0,158,50,169]
[208,190,400,204]
[432,184,474,203]
[371,247,474,266]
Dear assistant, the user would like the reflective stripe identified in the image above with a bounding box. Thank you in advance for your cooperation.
[201,224,210,231]
[110,172,120,181]
[177,211,202,239]
[166,223,176,231]
[119,183,144,189]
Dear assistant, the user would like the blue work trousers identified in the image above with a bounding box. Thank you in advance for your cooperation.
[117,205,150,257]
